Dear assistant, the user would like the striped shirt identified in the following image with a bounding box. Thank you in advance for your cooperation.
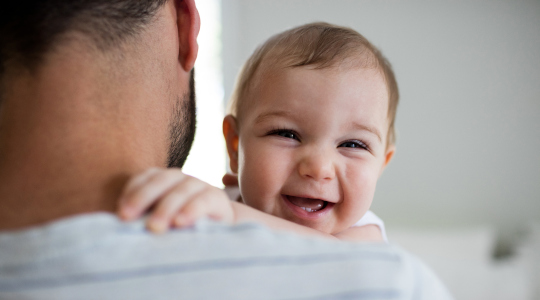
[0,213,452,300]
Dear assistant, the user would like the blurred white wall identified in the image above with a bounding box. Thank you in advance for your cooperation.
[183,0,226,187]
[221,0,540,234]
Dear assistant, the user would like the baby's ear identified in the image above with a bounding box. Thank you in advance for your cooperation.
[223,115,240,173]
[379,145,395,177]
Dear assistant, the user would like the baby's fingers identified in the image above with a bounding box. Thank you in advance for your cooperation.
[222,173,239,187]
[118,168,186,220]
[120,168,161,200]
[174,189,234,228]
[146,176,208,233]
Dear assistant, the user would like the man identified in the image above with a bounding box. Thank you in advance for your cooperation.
[0,0,452,298]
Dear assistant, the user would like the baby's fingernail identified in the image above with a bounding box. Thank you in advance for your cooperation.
[174,215,184,226]
[148,218,167,234]
[174,214,192,227]
[119,206,136,220]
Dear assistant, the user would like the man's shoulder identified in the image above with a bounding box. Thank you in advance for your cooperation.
[0,213,452,300]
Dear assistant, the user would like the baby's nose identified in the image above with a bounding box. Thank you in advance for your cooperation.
[297,150,336,181]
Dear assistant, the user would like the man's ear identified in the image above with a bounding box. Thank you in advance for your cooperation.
[176,0,200,71]
[223,115,240,173]
[379,145,395,177]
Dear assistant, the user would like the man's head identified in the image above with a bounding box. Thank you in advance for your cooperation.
[0,0,199,228]
[0,0,198,168]
[0,1,166,74]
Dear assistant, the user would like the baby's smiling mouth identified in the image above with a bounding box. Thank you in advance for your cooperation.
[285,195,328,212]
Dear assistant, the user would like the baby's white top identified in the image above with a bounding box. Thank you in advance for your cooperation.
[352,210,388,242]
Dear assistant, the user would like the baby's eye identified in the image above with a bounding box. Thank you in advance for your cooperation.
[339,140,368,150]
[268,129,299,141]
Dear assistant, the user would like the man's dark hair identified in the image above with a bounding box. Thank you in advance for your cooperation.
[0,0,168,76]
[1,0,198,168]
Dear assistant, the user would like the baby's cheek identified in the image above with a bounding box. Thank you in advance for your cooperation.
[238,160,261,207]
[343,166,378,211]
[238,147,281,213]
[347,164,374,188]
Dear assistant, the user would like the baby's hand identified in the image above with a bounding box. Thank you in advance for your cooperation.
[118,168,234,233]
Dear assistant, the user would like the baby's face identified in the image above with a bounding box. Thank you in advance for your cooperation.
[234,67,393,234]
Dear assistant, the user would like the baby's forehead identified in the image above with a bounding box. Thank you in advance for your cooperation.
[248,63,388,100]
[258,51,384,83]
[241,64,389,118]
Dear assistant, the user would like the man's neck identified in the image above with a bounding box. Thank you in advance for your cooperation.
[0,44,171,230]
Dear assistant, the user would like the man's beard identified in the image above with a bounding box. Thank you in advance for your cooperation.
[167,70,196,168]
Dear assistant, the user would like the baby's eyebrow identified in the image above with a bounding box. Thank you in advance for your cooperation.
[254,110,293,124]
[351,122,382,143]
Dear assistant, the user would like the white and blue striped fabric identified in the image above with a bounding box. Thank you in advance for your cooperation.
[0,213,453,300]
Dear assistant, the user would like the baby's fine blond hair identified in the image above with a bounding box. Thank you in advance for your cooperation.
[227,22,399,146]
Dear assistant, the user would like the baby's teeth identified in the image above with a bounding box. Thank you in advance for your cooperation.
[301,207,315,212]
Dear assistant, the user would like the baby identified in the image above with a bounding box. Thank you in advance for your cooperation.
[118,22,398,242]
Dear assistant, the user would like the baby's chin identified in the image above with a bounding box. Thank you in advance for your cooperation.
[279,213,350,235]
